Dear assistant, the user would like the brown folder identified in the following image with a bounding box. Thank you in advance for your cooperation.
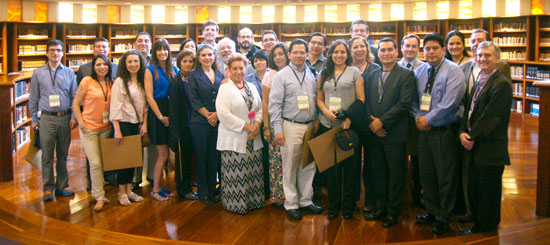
[307,126,354,172]
[302,127,315,168]
[100,135,143,171]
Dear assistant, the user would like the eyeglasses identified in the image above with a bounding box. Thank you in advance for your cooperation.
[310,41,324,47]
[48,49,63,53]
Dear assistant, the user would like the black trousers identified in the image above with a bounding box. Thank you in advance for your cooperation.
[370,138,407,216]
[115,122,138,186]
[319,125,357,214]
[174,138,193,196]
[469,161,505,232]
[361,137,377,207]
[260,126,270,195]
[418,126,460,224]
[190,123,220,198]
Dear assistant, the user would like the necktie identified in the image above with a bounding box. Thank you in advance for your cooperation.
[424,67,436,94]
[406,63,412,70]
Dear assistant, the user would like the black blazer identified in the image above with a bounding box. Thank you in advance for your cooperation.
[459,70,512,166]
[187,67,224,125]
[364,64,416,143]
[169,74,193,152]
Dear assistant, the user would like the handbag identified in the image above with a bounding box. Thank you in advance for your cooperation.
[336,129,359,151]
[127,89,151,147]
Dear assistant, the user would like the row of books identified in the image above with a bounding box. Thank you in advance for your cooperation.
[323,26,350,35]
[155,30,187,38]
[540,53,550,62]
[113,29,140,38]
[525,86,540,98]
[406,25,437,33]
[14,80,30,100]
[511,65,524,79]
[114,43,133,52]
[68,58,92,68]
[512,83,523,96]
[14,104,28,126]
[18,28,49,38]
[493,22,526,31]
[68,44,93,53]
[449,24,479,32]
[13,126,31,153]
[492,36,526,46]
[21,61,46,71]
[501,51,526,61]
[511,99,523,113]
[540,38,550,45]
[66,29,97,38]
[526,66,550,80]
[18,45,47,55]
[281,27,314,35]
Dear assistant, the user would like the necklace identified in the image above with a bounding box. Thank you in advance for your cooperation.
[236,80,245,89]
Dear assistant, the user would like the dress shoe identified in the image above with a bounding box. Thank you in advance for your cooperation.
[382,215,399,228]
[286,209,303,220]
[343,213,353,220]
[43,191,54,201]
[55,187,75,197]
[363,205,376,213]
[328,212,339,219]
[182,192,198,200]
[199,196,214,205]
[458,229,476,236]
[458,213,474,222]
[364,209,385,220]
[432,222,449,234]
[300,204,323,214]
[416,213,435,225]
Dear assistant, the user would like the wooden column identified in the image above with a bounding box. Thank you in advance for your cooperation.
[0,81,14,182]
[534,81,550,217]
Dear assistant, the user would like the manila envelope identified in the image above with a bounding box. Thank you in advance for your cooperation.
[302,127,315,168]
[308,126,354,173]
[100,135,143,171]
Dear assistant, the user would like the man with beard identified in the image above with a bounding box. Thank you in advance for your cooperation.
[236,27,261,64]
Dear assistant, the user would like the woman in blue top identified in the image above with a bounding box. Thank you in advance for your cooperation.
[188,44,224,204]
[144,38,179,202]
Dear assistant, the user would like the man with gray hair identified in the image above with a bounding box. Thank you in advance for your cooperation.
[458,41,512,235]
[236,27,261,63]
[217,37,254,76]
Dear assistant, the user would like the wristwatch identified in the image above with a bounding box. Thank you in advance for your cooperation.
[158,115,164,121]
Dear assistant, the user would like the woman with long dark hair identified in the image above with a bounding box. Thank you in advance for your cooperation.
[317,40,365,219]
[445,30,471,65]
[110,50,147,206]
[144,39,179,201]
[188,44,225,204]
[72,54,114,211]
[262,42,289,208]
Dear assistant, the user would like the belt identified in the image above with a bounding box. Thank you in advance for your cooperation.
[431,121,459,131]
[42,110,71,116]
[283,117,313,125]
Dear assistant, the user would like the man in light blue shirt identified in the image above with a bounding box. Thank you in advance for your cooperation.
[412,33,466,234]
[29,39,78,201]
[269,39,322,220]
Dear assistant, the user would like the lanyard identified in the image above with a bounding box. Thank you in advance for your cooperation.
[97,80,109,105]
[291,66,306,87]
[470,65,482,87]
[333,66,347,91]
[48,65,59,88]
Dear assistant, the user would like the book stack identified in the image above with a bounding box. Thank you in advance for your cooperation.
[492,36,526,46]
[18,45,47,55]
[114,43,133,52]
[494,21,526,31]
[511,65,523,79]
[15,126,31,150]
[511,99,523,113]
[15,104,27,125]
[14,81,30,100]
[526,66,550,80]
[21,61,46,71]
[512,83,523,96]
[68,44,93,53]
[525,86,540,99]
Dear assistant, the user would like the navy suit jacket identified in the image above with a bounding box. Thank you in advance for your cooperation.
[187,67,224,125]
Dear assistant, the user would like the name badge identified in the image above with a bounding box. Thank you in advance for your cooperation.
[103,111,110,124]
[420,94,431,112]
[329,96,342,111]
[49,94,60,108]
[297,94,309,110]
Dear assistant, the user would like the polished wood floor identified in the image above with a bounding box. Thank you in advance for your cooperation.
[0,114,548,244]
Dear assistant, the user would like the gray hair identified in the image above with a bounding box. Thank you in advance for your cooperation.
[477,41,501,58]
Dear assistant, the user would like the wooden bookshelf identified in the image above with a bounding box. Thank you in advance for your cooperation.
[490,17,529,62]
[279,23,315,46]
[0,72,33,182]
[0,23,7,75]
[10,23,56,73]
[445,18,484,53]
[61,23,103,69]
[403,20,440,60]
[107,24,147,64]
[537,16,550,63]
[152,24,189,54]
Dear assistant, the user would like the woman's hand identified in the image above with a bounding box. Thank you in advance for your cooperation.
[341,118,351,130]
[79,125,89,134]
[208,112,218,126]
[161,117,169,127]
[140,123,148,136]
[323,108,339,122]
[114,129,123,145]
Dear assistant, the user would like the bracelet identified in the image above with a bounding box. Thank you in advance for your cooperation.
[158,115,164,121]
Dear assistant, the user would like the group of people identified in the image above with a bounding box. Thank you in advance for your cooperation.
[29,18,511,235]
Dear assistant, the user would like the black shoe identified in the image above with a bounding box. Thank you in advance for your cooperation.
[413,198,425,209]
[300,204,323,214]
[382,215,399,228]
[199,196,214,205]
[182,191,198,200]
[458,213,474,223]
[416,213,435,225]
[432,222,449,234]
[363,205,376,213]
[328,212,338,219]
[54,188,75,197]
[343,213,353,220]
[364,208,385,220]
[286,209,302,220]
[458,229,476,236]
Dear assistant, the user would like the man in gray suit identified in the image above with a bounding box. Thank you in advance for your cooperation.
[363,37,415,228]
[457,29,511,222]
[398,34,425,208]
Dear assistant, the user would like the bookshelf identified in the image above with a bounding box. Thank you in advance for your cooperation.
[237,23,275,48]
[152,24,189,54]
[108,24,147,64]
[279,23,315,46]
[403,20,440,60]
[0,73,33,182]
[61,23,103,69]
[536,16,550,63]
[490,17,529,62]
[10,23,56,73]
[0,23,7,75]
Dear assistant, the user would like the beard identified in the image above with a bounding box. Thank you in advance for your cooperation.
[240,41,251,50]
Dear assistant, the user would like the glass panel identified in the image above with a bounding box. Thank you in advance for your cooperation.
[283,5,296,23]
[58,2,73,23]
[240,6,252,23]
[436,1,450,19]
[130,5,144,23]
[391,3,404,20]
[304,5,317,23]
[347,4,360,22]
[262,6,275,23]
[369,3,382,21]
[325,5,338,22]
[413,2,428,20]
[459,0,473,19]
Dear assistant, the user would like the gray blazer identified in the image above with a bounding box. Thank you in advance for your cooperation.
[460,60,511,98]
[398,58,424,72]
[364,64,416,143]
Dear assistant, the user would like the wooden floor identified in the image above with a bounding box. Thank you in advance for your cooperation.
[0,113,548,244]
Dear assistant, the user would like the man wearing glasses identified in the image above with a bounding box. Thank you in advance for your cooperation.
[29,39,78,202]
[236,27,261,64]
[306,32,327,76]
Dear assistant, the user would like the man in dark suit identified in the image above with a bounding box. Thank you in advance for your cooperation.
[457,28,511,222]
[458,41,512,235]
[363,37,415,228]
